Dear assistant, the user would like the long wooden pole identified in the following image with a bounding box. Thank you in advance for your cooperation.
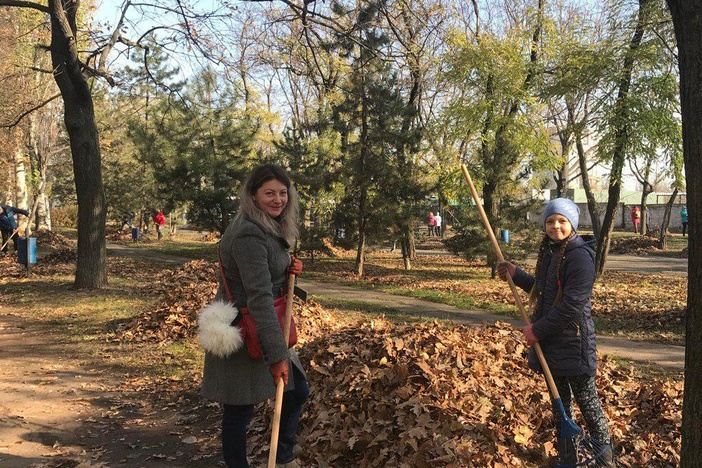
[460,164,560,399]
[267,271,296,468]
[0,226,21,252]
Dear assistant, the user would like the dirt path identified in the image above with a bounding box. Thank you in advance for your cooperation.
[0,310,218,468]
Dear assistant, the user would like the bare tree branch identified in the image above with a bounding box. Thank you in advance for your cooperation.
[0,93,61,128]
[82,63,116,86]
[0,0,50,13]
[96,1,133,76]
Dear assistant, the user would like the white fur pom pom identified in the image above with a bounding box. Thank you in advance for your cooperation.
[197,301,244,358]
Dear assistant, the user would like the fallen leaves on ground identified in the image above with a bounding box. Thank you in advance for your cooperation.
[592,271,686,336]
[34,229,75,249]
[292,315,680,467]
[105,226,157,243]
[120,260,219,342]
[201,232,221,242]
[114,259,680,467]
[306,254,686,343]
[42,247,77,264]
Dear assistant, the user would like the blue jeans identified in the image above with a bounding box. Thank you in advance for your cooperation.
[222,366,308,467]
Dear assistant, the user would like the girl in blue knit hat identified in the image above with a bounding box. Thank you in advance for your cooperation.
[497,198,614,466]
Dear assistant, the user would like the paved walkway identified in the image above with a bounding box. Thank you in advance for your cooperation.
[416,250,688,276]
[298,278,685,371]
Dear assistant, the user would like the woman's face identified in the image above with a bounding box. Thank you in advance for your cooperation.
[545,213,572,242]
[254,179,288,218]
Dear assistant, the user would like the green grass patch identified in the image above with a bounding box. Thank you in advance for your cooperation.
[312,294,445,324]
[381,286,515,316]
[114,239,218,260]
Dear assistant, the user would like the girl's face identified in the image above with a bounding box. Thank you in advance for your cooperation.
[254,179,288,218]
[545,214,573,242]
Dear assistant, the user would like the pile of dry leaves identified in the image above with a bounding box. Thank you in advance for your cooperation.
[105,226,157,243]
[105,226,134,241]
[609,236,661,255]
[41,247,77,265]
[292,318,680,467]
[201,232,221,242]
[120,259,338,344]
[120,260,219,342]
[119,259,680,467]
[34,229,75,249]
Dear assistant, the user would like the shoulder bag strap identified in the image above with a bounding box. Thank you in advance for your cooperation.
[217,248,234,303]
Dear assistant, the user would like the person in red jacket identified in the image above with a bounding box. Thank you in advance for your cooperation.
[631,206,641,234]
[152,210,166,239]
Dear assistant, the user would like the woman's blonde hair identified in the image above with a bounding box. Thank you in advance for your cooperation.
[236,164,299,244]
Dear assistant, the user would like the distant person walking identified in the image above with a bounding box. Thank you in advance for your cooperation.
[120,211,135,231]
[434,212,443,238]
[142,211,151,235]
[427,212,436,236]
[681,205,688,237]
[631,206,641,234]
[0,203,29,253]
[152,210,166,240]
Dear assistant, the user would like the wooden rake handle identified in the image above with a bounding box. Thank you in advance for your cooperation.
[460,164,560,400]
[0,226,21,252]
[267,271,296,468]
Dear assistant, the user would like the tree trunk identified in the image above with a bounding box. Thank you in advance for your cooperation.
[14,149,28,213]
[576,134,601,239]
[401,235,411,270]
[354,196,366,277]
[569,100,601,240]
[659,188,678,250]
[354,62,369,278]
[401,226,413,270]
[408,227,416,261]
[483,180,499,276]
[556,133,572,198]
[595,0,651,276]
[666,2,702,466]
[49,0,107,288]
[36,192,51,231]
[639,159,654,236]
[640,181,652,236]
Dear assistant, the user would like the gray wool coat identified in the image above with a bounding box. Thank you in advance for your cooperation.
[200,214,306,406]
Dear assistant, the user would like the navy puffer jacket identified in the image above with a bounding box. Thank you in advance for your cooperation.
[512,234,598,377]
[0,205,29,231]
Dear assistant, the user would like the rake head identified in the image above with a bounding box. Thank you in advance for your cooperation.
[553,398,614,467]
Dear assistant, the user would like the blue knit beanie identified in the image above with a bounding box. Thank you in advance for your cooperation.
[542,198,580,231]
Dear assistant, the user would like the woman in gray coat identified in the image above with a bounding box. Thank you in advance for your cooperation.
[201,164,308,468]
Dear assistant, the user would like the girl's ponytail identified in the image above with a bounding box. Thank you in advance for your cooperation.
[529,235,550,311]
